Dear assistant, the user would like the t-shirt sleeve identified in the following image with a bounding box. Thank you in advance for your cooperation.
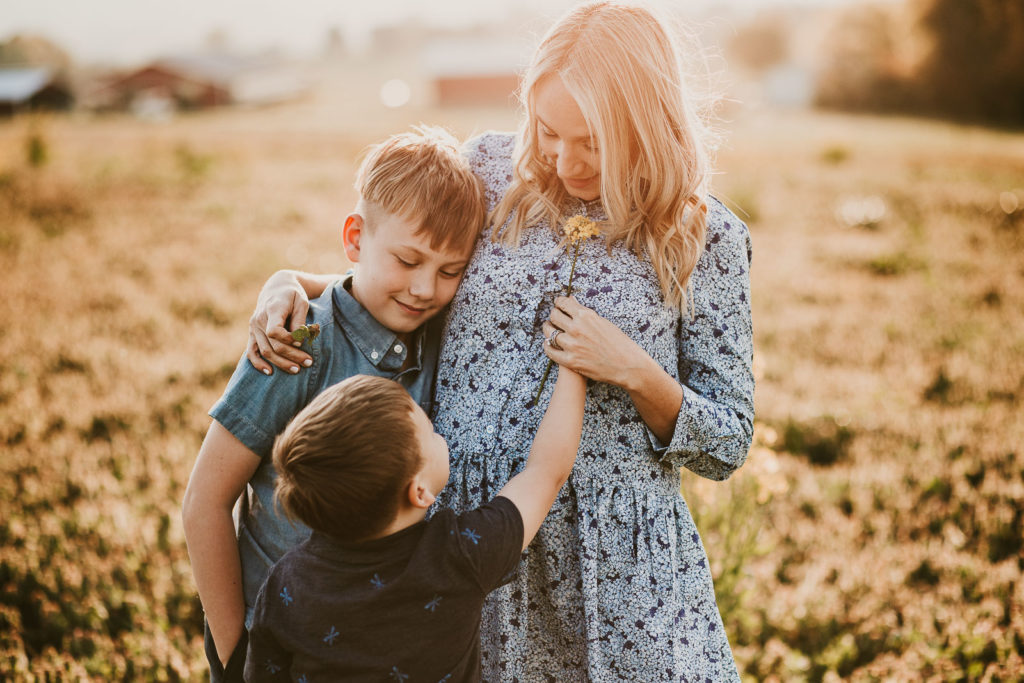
[209,350,314,460]
[450,496,524,593]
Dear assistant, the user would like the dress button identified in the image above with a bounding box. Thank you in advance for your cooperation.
[394,344,403,353]
[370,351,379,360]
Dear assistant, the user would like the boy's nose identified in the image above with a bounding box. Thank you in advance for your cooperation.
[409,272,435,300]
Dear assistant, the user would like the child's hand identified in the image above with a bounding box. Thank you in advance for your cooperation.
[552,362,585,388]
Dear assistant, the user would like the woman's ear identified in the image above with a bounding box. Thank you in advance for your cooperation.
[342,214,364,263]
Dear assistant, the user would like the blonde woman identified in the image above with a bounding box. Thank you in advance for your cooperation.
[247,2,752,679]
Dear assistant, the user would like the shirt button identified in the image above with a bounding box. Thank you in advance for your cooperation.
[370,351,379,360]
[394,344,403,353]
[486,425,495,434]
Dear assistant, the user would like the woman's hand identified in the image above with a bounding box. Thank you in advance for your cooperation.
[247,271,314,375]
[541,295,647,390]
[543,295,683,444]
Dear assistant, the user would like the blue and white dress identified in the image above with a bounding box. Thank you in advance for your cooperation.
[434,132,754,682]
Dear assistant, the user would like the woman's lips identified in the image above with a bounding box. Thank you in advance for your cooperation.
[562,176,597,189]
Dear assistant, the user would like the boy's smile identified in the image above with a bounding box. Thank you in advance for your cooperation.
[344,211,472,338]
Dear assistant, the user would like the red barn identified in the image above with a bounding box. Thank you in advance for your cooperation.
[424,39,526,108]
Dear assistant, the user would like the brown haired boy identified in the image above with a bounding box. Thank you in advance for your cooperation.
[244,368,586,682]
[182,126,486,682]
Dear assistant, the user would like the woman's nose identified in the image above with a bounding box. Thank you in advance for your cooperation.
[556,147,582,177]
[552,143,585,179]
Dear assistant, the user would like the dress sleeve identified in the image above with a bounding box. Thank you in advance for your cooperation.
[244,577,292,680]
[449,496,524,593]
[648,203,755,481]
[462,131,516,213]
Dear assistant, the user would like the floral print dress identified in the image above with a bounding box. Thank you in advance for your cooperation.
[433,133,754,682]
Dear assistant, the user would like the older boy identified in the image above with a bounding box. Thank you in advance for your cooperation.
[245,367,585,681]
[181,127,486,682]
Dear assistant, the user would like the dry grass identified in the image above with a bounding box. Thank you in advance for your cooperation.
[0,88,1021,680]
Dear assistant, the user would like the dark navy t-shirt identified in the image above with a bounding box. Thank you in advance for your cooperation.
[244,496,524,682]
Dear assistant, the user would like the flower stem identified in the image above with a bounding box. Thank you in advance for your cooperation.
[534,359,554,406]
[565,241,580,296]
[535,241,582,406]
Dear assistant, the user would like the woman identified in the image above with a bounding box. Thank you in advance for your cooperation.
[248,2,753,679]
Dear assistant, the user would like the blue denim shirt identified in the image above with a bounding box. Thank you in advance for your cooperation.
[209,275,442,626]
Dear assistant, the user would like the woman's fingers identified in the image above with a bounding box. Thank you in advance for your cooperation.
[246,330,274,375]
[273,292,310,338]
[553,295,586,317]
[549,305,574,331]
[247,295,313,373]
[541,321,567,362]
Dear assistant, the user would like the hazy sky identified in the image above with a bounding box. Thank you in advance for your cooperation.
[1,0,860,66]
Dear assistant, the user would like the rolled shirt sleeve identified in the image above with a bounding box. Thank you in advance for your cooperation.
[648,202,754,481]
[209,349,316,460]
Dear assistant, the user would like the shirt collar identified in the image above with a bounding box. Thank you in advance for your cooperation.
[332,274,421,371]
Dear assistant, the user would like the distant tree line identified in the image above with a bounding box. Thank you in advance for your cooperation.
[816,0,1024,126]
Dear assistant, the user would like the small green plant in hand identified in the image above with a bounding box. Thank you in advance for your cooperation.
[291,323,320,346]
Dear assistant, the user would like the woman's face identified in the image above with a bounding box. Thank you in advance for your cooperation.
[534,74,601,202]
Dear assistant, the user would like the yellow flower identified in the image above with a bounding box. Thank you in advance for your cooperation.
[535,214,600,407]
[562,214,600,244]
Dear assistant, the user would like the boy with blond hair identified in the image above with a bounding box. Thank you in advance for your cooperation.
[245,368,585,681]
[182,126,486,682]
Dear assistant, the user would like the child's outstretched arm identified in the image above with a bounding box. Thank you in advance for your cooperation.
[182,422,261,667]
[497,366,586,551]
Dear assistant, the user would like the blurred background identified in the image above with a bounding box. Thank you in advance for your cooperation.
[1,0,1021,680]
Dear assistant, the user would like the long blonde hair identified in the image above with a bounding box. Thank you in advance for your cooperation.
[490,1,713,312]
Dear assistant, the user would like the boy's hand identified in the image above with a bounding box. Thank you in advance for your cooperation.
[247,272,313,375]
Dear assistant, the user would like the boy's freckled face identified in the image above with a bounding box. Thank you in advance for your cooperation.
[410,402,449,495]
[346,211,472,337]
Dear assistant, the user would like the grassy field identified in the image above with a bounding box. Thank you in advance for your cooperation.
[0,87,1022,680]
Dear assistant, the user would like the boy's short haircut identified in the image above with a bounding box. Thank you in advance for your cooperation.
[355,125,485,253]
[272,375,421,543]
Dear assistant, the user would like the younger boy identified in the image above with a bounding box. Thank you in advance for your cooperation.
[181,127,486,682]
[244,367,586,681]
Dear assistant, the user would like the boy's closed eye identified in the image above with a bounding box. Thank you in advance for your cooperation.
[394,254,463,279]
